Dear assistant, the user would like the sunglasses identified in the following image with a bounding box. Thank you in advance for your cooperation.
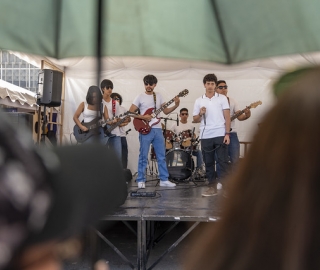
[113,97,120,101]
[218,86,228,89]
[105,85,113,89]
[144,81,154,86]
[181,113,188,116]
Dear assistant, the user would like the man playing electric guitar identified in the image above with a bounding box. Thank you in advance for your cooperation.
[111,93,131,169]
[216,80,251,174]
[129,74,180,189]
[101,79,123,160]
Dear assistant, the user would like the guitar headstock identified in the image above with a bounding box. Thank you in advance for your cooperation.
[250,101,262,108]
[178,89,189,97]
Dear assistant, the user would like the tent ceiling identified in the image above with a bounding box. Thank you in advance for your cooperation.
[1,0,320,64]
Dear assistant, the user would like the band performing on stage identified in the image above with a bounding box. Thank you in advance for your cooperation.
[73,73,260,197]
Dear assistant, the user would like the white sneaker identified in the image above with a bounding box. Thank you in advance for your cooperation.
[138,182,145,189]
[160,180,176,187]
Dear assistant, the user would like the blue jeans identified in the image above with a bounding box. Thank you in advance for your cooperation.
[192,149,203,168]
[201,136,230,185]
[136,128,169,182]
[216,132,239,177]
[83,127,109,145]
[107,135,122,161]
[121,137,128,169]
[228,132,240,165]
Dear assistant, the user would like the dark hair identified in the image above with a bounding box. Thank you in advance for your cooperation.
[217,80,226,86]
[110,93,123,105]
[86,86,102,105]
[100,79,114,90]
[203,74,218,84]
[143,74,158,85]
[185,66,320,270]
[180,108,188,114]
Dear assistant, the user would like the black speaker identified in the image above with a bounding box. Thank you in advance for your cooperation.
[38,69,63,107]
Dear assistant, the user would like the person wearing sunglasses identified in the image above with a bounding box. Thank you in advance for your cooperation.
[193,74,231,197]
[101,79,122,161]
[110,92,131,169]
[170,108,205,177]
[129,74,180,189]
[216,80,251,176]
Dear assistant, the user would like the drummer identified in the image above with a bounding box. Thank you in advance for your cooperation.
[170,108,205,176]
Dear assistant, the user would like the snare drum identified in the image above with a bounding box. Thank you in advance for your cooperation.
[164,130,176,150]
[166,149,194,181]
[179,129,196,148]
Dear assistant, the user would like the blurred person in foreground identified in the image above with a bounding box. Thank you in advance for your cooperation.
[184,66,320,270]
[0,109,127,269]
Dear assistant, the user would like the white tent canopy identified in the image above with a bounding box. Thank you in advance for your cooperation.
[0,78,38,111]
[10,51,320,173]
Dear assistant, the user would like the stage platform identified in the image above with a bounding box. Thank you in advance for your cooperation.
[95,175,223,270]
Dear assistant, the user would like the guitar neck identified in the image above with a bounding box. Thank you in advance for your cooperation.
[107,111,137,133]
[153,98,175,117]
[87,116,114,130]
[231,106,251,121]
[107,116,127,133]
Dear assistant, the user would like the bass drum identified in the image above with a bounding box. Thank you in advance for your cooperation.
[166,149,194,181]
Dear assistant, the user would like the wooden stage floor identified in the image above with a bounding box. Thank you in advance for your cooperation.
[95,175,224,270]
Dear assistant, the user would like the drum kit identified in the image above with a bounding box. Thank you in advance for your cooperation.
[153,128,199,181]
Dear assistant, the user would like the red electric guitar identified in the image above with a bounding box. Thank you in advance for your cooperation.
[133,89,189,134]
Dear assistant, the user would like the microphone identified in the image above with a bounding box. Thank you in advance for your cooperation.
[177,114,179,126]
[125,128,131,135]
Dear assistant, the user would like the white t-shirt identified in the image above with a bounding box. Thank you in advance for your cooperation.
[193,93,229,139]
[119,105,127,137]
[228,96,240,133]
[132,92,165,129]
[102,99,121,136]
[170,121,194,135]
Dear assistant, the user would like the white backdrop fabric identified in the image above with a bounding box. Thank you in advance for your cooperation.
[11,52,320,173]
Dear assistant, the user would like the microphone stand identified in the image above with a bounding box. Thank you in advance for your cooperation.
[159,116,178,147]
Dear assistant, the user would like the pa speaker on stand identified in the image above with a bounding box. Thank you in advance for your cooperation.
[37,69,63,107]
[36,69,63,145]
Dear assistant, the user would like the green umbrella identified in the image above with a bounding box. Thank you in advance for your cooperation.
[0,0,320,64]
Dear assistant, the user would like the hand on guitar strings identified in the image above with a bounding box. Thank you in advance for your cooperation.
[143,114,153,122]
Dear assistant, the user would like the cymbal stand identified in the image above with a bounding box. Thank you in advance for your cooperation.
[147,145,159,179]
[189,135,206,184]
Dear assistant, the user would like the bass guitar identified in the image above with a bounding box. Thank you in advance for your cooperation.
[73,112,129,143]
[133,89,189,134]
[231,100,262,121]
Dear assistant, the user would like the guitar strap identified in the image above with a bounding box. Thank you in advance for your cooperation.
[100,102,103,118]
[112,99,116,116]
[153,92,157,110]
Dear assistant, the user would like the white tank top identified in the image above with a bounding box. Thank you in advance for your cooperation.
[83,102,100,123]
